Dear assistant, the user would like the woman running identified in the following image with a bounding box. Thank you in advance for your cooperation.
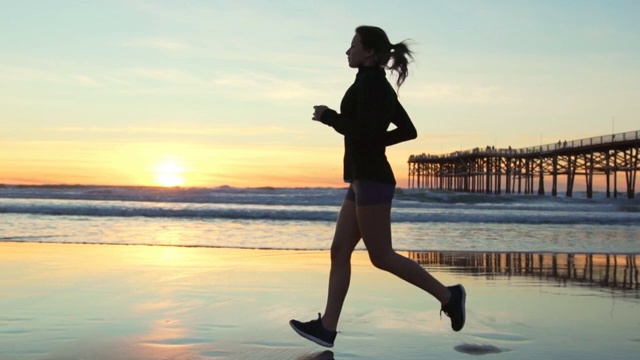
[290,25,466,348]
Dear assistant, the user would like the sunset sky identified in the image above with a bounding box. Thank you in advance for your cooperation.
[1,1,639,188]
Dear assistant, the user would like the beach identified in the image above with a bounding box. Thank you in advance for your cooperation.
[1,242,638,360]
[3,1,640,358]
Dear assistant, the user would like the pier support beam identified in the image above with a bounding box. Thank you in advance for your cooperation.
[625,148,638,199]
[552,155,558,197]
[538,157,545,196]
[585,153,594,199]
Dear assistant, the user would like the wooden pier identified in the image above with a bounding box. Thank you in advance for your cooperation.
[408,130,640,198]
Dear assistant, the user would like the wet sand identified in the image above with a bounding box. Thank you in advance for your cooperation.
[1,243,638,359]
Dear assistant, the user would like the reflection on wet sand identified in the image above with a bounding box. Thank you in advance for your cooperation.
[409,251,639,293]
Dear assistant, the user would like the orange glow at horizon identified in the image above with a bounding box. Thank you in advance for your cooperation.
[0,140,349,188]
[1,137,625,190]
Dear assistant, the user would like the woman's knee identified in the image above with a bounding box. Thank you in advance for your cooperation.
[368,250,396,271]
[330,243,354,265]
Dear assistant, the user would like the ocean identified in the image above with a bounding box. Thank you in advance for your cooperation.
[2,185,640,360]
[1,185,639,254]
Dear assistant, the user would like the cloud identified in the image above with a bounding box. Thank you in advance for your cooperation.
[44,126,300,136]
[0,65,62,82]
[72,75,101,87]
[125,0,221,22]
[108,67,206,94]
[211,71,328,102]
[122,38,190,52]
[0,65,111,88]
[128,68,200,83]
[405,82,521,105]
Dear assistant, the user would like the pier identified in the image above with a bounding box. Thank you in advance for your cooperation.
[408,130,640,198]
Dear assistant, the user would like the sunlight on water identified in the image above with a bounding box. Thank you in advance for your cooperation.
[1,244,638,360]
[2,213,638,253]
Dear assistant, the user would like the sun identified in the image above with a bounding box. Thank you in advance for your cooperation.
[154,160,185,187]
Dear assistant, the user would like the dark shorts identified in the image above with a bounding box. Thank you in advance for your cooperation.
[344,180,395,206]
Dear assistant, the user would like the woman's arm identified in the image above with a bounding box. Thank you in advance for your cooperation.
[318,81,394,142]
[385,101,417,146]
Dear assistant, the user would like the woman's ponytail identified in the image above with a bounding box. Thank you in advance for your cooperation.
[355,26,414,88]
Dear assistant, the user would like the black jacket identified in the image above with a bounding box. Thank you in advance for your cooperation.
[319,66,417,185]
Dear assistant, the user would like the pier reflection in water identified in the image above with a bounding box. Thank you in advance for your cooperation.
[409,251,639,294]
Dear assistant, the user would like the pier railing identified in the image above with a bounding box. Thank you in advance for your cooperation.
[524,130,640,155]
[410,130,640,159]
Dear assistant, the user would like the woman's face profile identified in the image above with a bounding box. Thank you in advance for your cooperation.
[346,33,373,68]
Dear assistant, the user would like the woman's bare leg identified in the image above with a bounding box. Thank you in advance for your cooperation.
[356,203,451,304]
[321,199,361,331]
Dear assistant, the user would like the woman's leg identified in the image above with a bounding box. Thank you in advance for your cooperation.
[321,198,361,331]
[356,203,451,304]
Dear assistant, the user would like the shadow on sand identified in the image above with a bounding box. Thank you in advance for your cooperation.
[454,343,507,355]
[296,350,334,360]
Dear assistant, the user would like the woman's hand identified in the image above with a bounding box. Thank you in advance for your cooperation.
[312,105,329,121]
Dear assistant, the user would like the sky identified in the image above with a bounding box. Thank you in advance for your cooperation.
[1,0,639,188]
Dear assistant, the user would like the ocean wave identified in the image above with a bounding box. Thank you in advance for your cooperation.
[2,185,637,208]
[1,185,639,227]
[0,185,346,206]
[1,199,638,225]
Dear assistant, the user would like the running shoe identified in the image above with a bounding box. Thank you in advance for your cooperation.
[290,313,337,348]
[441,284,466,331]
